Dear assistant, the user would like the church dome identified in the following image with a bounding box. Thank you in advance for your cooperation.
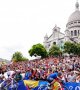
[68,10,80,23]
[68,1,80,23]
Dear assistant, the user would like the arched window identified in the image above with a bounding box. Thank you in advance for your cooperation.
[71,31,73,36]
[74,30,77,36]
[53,42,56,45]
[78,30,80,36]
[74,21,77,23]
[48,44,50,47]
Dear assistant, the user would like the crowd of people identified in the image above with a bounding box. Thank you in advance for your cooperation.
[0,56,80,83]
[0,56,80,90]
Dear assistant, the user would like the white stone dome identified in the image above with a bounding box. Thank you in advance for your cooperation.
[68,1,80,23]
[68,10,80,23]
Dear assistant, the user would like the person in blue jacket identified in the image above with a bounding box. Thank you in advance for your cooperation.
[24,69,32,80]
[47,71,59,83]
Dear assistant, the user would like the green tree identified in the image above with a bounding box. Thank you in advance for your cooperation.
[28,43,48,58]
[49,45,62,57]
[12,51,28,62]
[64,42,72,54]
[76,43,80,56]
[64,42,77,55]
[70,43,77,54]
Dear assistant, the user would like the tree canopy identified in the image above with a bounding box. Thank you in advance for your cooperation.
[75,43,80,56]
[12,51,28,62]
[28,43,48,58]
[64,42,72,54]
[49,45,62,57]
[64,42,80,56]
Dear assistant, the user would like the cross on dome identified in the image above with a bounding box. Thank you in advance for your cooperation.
[75,0,79,10]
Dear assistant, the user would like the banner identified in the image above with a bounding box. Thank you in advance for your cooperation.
[38,80,49,86]
[24,80,39,88]
[65,82,80,90]
[8,80,27,90]
[17,80,27,90]
[23,80,80,90]
[32,81,49,90]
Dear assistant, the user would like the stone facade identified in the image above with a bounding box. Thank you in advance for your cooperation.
[43,1,80,50]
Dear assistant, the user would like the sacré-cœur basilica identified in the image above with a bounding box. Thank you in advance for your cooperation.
[43,1,80,51]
